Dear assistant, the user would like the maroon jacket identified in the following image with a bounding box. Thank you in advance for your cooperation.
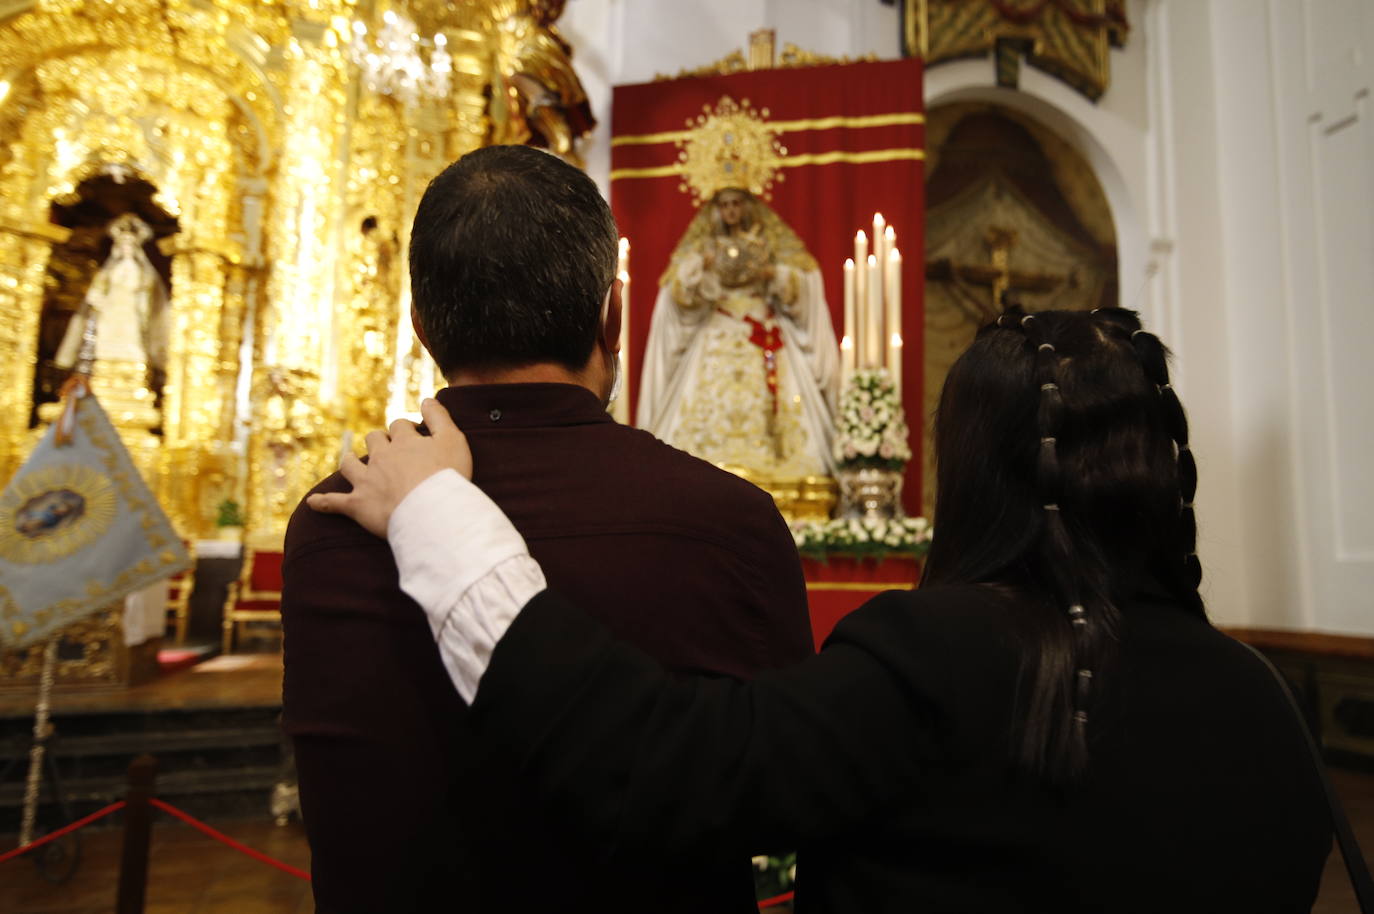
[281,383,813,914]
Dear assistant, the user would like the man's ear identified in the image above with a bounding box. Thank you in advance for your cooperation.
[410,305,431,353]
[602,277,624,354]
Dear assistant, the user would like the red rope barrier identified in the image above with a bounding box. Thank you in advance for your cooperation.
[0,801,127,865]
[147,798,312,881]
[758,889,795,909]
[2,794,797,909]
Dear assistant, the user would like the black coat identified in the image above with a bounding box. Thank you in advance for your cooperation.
[471,583,1332,913]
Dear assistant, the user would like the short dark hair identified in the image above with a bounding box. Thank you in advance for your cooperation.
[409,145,618,375]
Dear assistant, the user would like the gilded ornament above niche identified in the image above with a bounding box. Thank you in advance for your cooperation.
[907,0,1129,101]
[655,28,877,82]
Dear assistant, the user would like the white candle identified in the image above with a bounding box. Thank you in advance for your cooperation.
[613,234,631,424]
[338,430,354,468]
[866,253,882,369]
[853,230,868,362]
[883,225,896,294]
[873,213,886,272]
[842,258,856,377]
[614,269,631,423]
[887,246,903,400]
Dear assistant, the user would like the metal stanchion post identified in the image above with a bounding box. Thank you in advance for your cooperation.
[115,754,157,914]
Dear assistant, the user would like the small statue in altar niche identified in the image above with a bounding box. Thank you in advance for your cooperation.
[54,213,169,378]
[490,0,596,167]
[638,188,840,478]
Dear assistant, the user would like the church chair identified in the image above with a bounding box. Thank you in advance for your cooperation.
[221,534,285,653]
[164,540,197,644]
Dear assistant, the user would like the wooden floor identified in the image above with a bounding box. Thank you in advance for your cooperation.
[1315,767,1374,914]
[0,819,314,914]
[0,768,1370,912]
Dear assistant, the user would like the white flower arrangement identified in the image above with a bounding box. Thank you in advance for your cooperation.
[753,852,797,903]
[833,368,913,470]
[791,515,932,561]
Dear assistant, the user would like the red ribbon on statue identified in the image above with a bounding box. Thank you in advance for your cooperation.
[743,314,783,414]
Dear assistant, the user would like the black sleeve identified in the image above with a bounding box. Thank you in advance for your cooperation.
[469,589,941,864]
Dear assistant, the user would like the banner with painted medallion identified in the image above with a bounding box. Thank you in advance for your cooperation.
[0,390,190,649]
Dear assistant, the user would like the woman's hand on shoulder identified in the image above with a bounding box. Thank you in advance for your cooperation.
[307,398,473,537]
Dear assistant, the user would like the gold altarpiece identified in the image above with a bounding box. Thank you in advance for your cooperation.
[0,0,592,544]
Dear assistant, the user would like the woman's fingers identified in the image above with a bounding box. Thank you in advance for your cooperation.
[306,491,352,515]
[308,403,474,533]
[339,452,367,486]
[420,399,473,479]
[364,429,390,456]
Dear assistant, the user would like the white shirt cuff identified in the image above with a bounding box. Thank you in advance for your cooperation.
[387,469,547,702]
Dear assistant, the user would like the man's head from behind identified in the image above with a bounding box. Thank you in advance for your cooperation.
[409,145,619,384]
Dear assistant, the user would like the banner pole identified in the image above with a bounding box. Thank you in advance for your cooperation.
[18,636,59,847]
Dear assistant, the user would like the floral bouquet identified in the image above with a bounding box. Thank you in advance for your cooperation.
[791,515,932,562]
[754,852,797,907]
[832,368,912,471]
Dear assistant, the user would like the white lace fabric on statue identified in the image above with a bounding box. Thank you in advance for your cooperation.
[637,193,840,477]
[54,214,170,372]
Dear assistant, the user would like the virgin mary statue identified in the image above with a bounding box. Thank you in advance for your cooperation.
[636,188,840,478]
[55,213,169,376]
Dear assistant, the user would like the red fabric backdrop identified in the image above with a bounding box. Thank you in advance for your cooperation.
[610,58,926,510]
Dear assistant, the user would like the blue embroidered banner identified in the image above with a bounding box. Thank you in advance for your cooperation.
[0,391,190,649]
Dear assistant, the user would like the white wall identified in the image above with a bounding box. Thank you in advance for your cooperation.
[1211,0,1374,635]
[563,0,1374,635]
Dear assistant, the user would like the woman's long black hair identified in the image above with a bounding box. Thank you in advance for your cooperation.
[921,307,1203,783]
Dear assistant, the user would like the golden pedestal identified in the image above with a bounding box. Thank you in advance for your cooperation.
[35,360,162,486]
[725,466,838,523]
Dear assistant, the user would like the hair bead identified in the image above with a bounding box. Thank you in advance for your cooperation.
[1075,669,1093,705]
[1040,382,1058,391]
[1043,503,1060,511]
[1038,342,1055,352]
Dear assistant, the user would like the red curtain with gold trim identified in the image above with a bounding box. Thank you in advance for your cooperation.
[611,58,925,509]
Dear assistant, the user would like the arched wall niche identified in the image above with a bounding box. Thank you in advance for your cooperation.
[925,58,1151,330]
[918,56,1154,521]
[919,99,1120,518]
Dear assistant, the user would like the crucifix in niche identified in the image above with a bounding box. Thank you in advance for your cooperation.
[924,226,1069,322]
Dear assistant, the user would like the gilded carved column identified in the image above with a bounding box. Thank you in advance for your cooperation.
[157,242,235,534]
[337,89,405,436]
[247,26,349,537]
[0,221,66,482]
[217,262,253,443]
[163,245,234,446]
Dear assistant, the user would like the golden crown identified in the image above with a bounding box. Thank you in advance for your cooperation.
[676,96,787,204]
